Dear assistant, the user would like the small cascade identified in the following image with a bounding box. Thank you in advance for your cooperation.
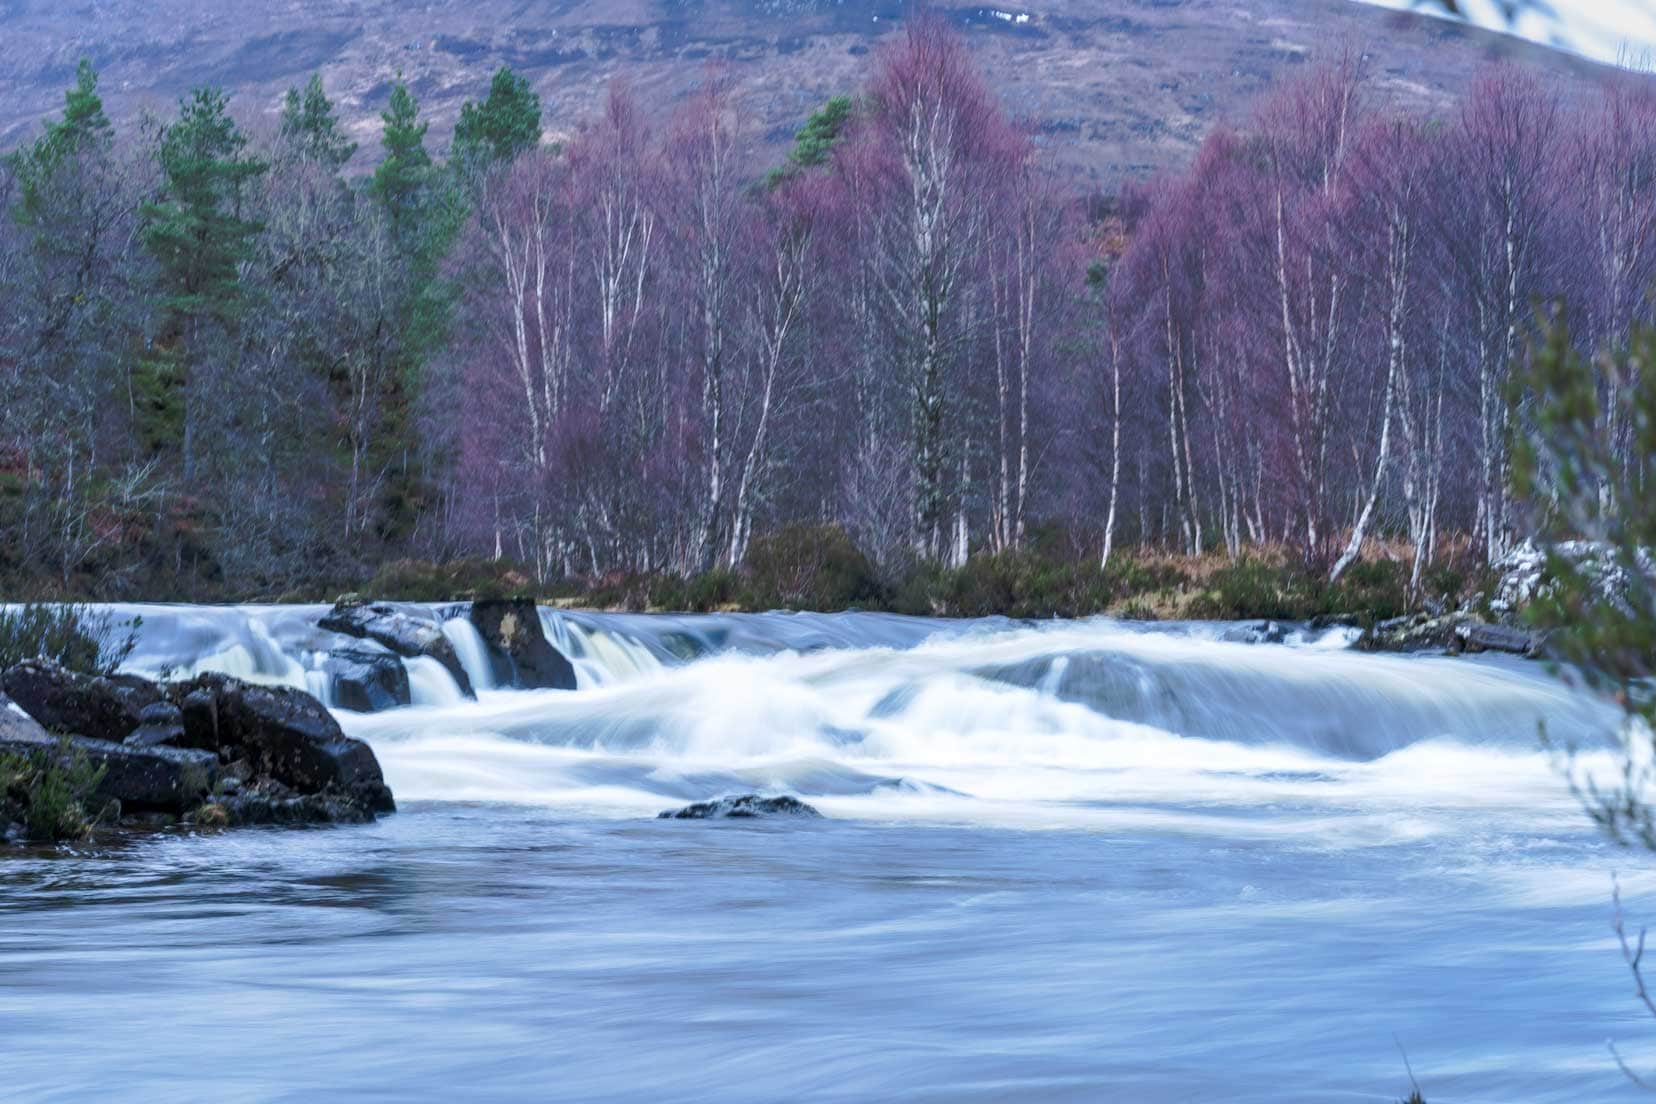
[542,609,663,688]
[305,664,335,707]
[440,617,497,692]
[407,656,468,708]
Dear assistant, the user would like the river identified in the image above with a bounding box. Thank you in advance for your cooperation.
[0,607,1649,1102]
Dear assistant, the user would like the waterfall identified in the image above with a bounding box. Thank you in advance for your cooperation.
[440,617,498,693]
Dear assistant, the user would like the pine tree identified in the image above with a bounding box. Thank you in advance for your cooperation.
[7,59,114,226]
[766,95,854,189]
[140,87,269,477]
[452,66,542,171]
[371,78,432,240]
[279,73,357,171]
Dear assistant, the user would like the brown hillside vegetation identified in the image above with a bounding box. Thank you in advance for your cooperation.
[0,0,1617,184]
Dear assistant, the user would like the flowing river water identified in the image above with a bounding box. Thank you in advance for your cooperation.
[1,606,1650,1102]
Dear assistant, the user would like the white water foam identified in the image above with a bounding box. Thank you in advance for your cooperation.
[440,617,497,692]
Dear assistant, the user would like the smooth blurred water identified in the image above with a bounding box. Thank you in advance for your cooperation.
[1,609,1651,1102]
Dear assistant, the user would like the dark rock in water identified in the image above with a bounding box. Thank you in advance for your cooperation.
[2,669,395,837]
[319,598,474,699]
[168,673,395,815]
[658,794,823,820]
[1356,614,1462,654]
[0,694,217,814]
[210,780,379,826]
[1222,620,1290,645]
[323,647,411,713]
[1,659,161,743]
[124,701,186,748]
[1459,621,1544,658]
[469,598,576,690]
[82,741,218,814]
[1358,614,1545,659]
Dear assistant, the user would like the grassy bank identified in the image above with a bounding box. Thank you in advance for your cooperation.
[349,528,1486,625]
[1,524,1492,624]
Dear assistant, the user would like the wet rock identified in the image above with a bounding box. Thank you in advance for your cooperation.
[469,598,576,690]
[212,780,380,826]
[125,702,186,748]
[323,647,411,713]
[319,598,473,698]
[1458,621,1544,658]
[168,673,395,815]
[1,659,161,743]
[0,699,217,815]
[658,794,823,820]
[1222,620,1289,645]
[84,741,217,814]
[1356,614,1463,654]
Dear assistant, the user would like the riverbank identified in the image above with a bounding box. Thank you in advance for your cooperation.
[4,526,1495,626]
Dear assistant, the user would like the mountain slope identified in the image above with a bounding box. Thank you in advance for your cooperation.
[0,0,1619,185]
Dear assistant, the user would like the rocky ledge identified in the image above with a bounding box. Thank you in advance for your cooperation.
[1355,613,1546,658]
[317,596,577,712]
[1,659,394,844]
[658,795,823,820]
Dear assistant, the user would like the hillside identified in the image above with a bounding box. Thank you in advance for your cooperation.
[0,0,1618,186]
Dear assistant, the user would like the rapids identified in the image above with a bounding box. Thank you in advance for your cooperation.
[2,605,1650,1102]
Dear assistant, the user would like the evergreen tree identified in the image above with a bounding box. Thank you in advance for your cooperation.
[279,73,357,171]
[140,87,269,477]
[766,95,853,188]
[370,78,432,240]
[452,67,542,170]
[7,59,114,226]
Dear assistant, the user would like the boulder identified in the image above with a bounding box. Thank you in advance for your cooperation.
[124,702,186,748]
[469,599,576,690]
[1,659,161,743]
[168,673,395,814]
[1356,614,1463,654]
[1221,620,1289,645]
[1459,621,1544,658]
[319,599,474,698]
[0,694,217,815]
[208,780,379,827]
[658,794,823,820]
[323,647,411,713]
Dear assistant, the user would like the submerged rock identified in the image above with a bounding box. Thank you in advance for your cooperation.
[320,598,474,699]
[469,598,576,690]
[1,659,161,743]
[658,794,823,820]
[323,647,411,713]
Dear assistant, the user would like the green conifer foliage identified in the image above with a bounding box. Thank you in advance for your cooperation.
[371,78,433,239]
[6,59,114,226]
[452,67,542,169]
[766,95,854,188]
[279,73,357,171]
